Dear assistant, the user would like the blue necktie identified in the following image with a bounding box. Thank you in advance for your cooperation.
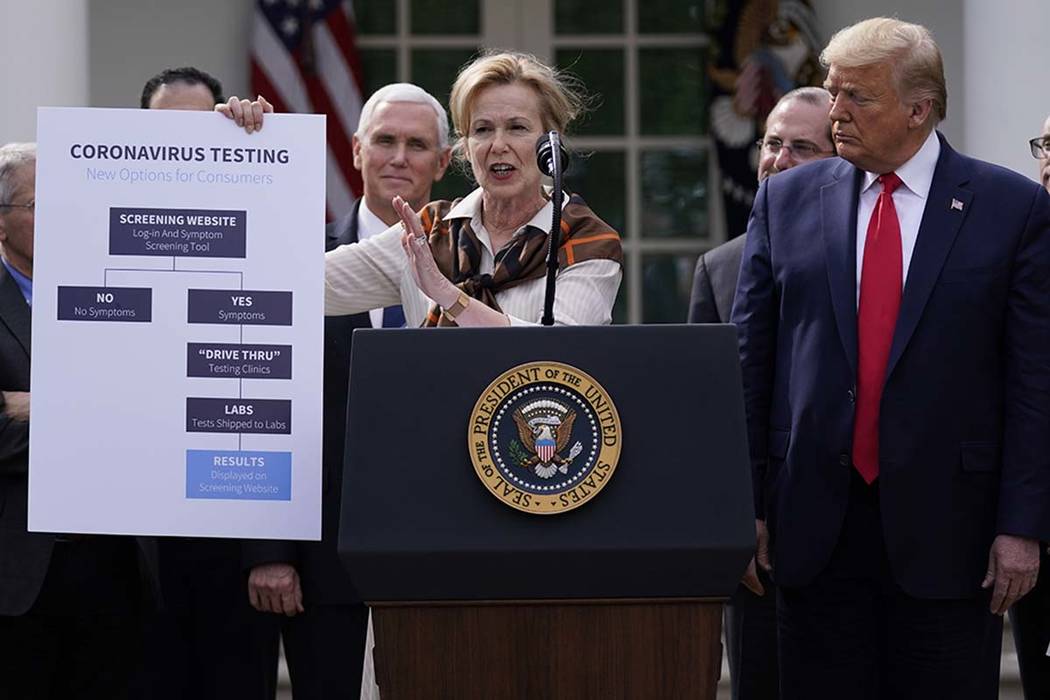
[381,305,406,328]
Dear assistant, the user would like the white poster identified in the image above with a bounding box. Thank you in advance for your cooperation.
[28,107,325,539]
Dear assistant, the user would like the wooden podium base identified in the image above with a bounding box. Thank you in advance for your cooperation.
[370,599,722,700]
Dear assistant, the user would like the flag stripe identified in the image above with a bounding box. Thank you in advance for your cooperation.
[295,50,358,204]
[251,0,364,219]
[251,12,311,113]
[326,10,366,95]
[314,22,363,144]
[250,60,290,115]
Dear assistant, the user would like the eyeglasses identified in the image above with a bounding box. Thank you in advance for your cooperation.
[0,199,33,212]
[757,138,835,160]
[1029,137,1050,159]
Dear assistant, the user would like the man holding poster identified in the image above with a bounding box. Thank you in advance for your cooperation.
[138,66,282,700]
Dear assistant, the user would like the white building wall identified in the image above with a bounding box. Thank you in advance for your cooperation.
[0,0,89,143]
[87,0,254,109]
[962,0,1050,181]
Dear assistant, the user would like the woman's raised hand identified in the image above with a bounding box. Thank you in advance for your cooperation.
[395,196,458,308]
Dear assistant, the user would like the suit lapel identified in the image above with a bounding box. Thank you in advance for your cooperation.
[885,137,971,379]
[345,199,363,244]
[821,160,863,374]
[327,199,362,249]
[0,265,31,357]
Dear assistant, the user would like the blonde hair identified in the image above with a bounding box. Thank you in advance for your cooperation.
[448,51,586,163]
[821,17,946,124]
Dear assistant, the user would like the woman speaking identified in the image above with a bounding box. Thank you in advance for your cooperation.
[322,51,622,327]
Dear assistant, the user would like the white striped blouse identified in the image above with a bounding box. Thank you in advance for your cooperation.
[324,188,622,326]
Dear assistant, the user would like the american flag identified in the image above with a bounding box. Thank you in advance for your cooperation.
[252,0,365,220]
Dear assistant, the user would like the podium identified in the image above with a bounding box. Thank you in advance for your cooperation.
[339,325,754,699]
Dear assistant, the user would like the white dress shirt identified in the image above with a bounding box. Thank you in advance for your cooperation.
[855,129,941,305]
[355,202,396,329]
[325,188,622,326]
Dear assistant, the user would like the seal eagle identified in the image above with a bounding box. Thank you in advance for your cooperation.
[512,407,577,478]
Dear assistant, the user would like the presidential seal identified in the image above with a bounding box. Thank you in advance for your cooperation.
[468,361,622,514]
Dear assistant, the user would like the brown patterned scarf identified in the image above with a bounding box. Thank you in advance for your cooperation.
[416,193,623,326]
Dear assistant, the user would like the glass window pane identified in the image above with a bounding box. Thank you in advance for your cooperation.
[556,49,625,136]
[353,0,396,35]
[642,254,697,323]
[410,49,478,109]
[640,149,708,238]
[563,150,626,236]
[411,0,480,35]
[638,48,707,135]
[555,0,623,34]
[359,49,397,101]
[638,0,704,34]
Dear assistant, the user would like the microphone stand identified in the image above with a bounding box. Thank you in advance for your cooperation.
[541,132,563,326]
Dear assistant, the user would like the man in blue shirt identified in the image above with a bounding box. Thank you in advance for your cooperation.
[0,142,160,699]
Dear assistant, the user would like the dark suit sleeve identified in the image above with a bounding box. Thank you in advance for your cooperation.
[0,398,29,472]
[687,254,719,323]
[729,181,777,519]
[998,185,1050,542]
[242,539,298,572]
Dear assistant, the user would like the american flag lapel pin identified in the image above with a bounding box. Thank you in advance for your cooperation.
[950,198,964,211]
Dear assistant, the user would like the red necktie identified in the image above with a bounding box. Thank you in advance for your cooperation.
[852,172,903,484]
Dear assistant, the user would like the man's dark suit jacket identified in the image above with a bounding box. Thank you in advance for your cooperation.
[732,134,1050,598]
[688,235,746,323]
[0,266,158,615]
[243,200,372,604]
[0,266,43,616]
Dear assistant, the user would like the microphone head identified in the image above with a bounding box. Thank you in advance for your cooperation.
[535,131,570,177]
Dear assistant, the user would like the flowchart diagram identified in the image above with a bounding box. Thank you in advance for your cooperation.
[57,207,298,500]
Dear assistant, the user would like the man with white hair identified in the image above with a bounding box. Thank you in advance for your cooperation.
[243,83,450,700]
[0,143,161,699]
[732,18,1050,699]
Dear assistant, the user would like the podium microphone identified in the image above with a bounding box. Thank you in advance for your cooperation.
[536,132,569,326]
[536,132,570,177]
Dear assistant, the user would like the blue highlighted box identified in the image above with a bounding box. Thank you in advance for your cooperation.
[186,450,291,501]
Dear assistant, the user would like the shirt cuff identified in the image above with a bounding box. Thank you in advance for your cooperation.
[507,315,539,327]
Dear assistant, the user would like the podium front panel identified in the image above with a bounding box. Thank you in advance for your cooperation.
[339,325,753,601]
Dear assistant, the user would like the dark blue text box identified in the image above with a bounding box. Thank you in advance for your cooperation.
[186,398,291,434]
[110,207,246,258]
[187,289,292,325]
[187,343,292,379]
[57,286,152,322]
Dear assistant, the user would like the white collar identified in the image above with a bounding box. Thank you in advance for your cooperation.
[356,200,392,240]
[442,188,567,255]
[861,129,940,198]
[443,187,567,230]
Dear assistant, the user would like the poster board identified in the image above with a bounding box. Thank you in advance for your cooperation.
[28,107,325,539]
